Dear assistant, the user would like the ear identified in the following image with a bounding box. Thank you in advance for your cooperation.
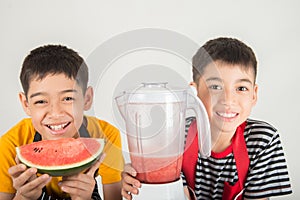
[19,92,31,116]
[189,82,198,94]
[84,86,93,110]
[189,81,197,88]
[252,84,258,106]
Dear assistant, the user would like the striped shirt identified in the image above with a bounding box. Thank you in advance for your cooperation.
[181,118,292,199]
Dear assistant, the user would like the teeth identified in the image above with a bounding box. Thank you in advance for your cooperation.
[217,112,237,118]
[48,123,68,131]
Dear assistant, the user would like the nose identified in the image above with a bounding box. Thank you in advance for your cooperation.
[48,101,64,118]
[220,88,236,106]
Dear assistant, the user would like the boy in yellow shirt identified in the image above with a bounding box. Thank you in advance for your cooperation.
[0,45,124,200]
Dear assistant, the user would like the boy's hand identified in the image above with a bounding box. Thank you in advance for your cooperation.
[59,155,104,200]
[121,164,141,200]
[8,157,52,200]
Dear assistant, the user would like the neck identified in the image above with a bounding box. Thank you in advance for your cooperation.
[211,128,236,153]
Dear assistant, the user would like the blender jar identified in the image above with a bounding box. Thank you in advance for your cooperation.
[115,82,210,184]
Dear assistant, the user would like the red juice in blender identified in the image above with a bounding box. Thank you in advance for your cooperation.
[131,154,183,184]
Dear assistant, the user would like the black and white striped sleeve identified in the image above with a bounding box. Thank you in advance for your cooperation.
[244,120,292,198]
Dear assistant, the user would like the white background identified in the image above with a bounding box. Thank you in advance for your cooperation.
[0,1,299,199]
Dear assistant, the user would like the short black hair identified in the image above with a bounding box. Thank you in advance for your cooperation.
[20,44,88,96]
[192,37,257,83]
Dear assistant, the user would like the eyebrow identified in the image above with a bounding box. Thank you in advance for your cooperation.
[29,89,78,99]
[205,77,253,85]
[206,77,222,82]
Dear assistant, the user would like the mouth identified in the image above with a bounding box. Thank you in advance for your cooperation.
[46,122,71,131]
[216,112,239,119]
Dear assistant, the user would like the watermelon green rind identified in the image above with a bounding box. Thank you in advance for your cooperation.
[16,138,104,176]
[36,156,100,176]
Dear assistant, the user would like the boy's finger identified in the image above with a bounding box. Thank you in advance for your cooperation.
[122,172,141,188]
[121,188,133,200]
[84,153,105,176]
[24,174,52,191]
[8,164,27,178]
[99,153,106,163]
[9,167,38,189]
[15,156,21,164]
[123,163,137,177]
[85,159,101,177]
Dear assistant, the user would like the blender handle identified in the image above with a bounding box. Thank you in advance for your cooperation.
[187,87,211,157]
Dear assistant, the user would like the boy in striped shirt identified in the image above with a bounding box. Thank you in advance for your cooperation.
[121,37,292,200]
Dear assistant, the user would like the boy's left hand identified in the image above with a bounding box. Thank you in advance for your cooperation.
[59,154,104,200]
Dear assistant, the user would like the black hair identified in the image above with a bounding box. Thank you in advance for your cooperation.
[20,44,88,96]
[192,37,257,83]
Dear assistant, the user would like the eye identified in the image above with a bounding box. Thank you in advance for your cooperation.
[209,85,222,90]
[34,100,47,105]
[63,96,75,101]
[237,86,248,91]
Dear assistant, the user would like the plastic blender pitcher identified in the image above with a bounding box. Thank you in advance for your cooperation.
[115,82,210,184]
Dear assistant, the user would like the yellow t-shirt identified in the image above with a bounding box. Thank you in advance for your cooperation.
[0,116,124,197]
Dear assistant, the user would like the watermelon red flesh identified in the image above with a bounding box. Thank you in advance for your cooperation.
[16,138,104,171]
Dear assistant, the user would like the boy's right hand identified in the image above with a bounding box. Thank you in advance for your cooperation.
[8,157,51,200]
[121,164,141,200]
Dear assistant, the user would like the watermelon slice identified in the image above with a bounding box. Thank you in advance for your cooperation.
[16,137,104,176]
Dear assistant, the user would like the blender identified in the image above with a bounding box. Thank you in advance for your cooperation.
[115,82,211,200]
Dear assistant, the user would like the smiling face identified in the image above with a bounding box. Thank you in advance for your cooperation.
[194,61,258,137]
[19,73,93,140]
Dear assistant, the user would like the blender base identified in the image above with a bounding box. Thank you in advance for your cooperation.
[132,178,187,200]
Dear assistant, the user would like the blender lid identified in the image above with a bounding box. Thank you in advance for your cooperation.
[124,82,187,103]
